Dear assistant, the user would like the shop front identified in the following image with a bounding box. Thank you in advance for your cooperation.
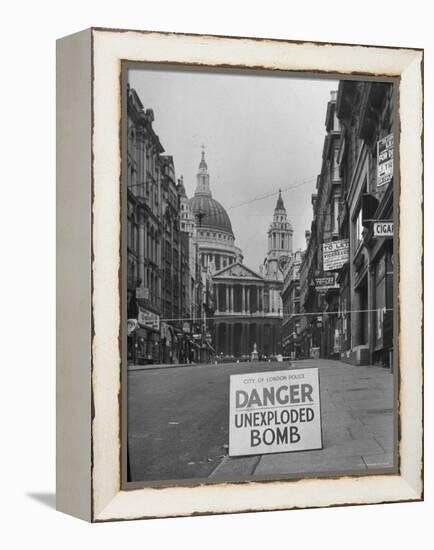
[371,247,393,367]
[135,306,160,364]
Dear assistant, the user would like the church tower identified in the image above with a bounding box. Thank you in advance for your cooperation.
[263,189,293,281]
[195,149,211,196]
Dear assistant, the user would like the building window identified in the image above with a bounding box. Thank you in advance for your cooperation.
[354,207,363,250]
[132,219,138,253]
[333,109,340,132]
[127,217,132,250]
[333,149,340,180]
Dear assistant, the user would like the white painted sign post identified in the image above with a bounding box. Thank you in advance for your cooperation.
[229,368,322,457]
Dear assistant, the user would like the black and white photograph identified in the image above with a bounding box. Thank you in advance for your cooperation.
[124,65,397,484]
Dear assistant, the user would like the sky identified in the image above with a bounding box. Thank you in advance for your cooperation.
[129,67,338,271]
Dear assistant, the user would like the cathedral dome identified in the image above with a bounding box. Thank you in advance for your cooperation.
[188,195,233,235]
[188,149,234,236]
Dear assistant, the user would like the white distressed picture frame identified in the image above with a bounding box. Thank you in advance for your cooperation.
[56,28,423,522]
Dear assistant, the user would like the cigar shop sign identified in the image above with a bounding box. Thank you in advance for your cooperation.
[373,221,393,237]
[229,368,322,456]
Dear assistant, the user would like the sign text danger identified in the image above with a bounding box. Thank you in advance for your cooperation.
[229,369,322,456]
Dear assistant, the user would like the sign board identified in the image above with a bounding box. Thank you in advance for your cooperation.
[229,368,322,456]
[315,273,339,292]
[377,133,394,187]
[373,221,393,237]
[137,306,160,330]
[323,239,349,271]
[135,287,149,300]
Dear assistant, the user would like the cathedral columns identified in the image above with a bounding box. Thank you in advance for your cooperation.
[215,284,219,311]
[225,285,229,313]
[242,323,247,355]
[224,322,230,355]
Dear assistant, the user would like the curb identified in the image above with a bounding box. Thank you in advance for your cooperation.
[128,362,215,373]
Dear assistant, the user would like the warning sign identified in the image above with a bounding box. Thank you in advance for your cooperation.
[229,368,322,457]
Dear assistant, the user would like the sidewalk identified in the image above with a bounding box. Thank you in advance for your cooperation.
[128,362,203,372]
[209,358,395,479]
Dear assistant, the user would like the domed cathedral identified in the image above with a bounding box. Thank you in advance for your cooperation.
[188,149,243,272]
[211,188,293,360]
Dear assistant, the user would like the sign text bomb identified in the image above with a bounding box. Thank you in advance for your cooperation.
[229,369,322,456]
[373,221,393,238]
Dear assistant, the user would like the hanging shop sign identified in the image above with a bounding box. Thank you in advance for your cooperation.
[137,306,160,330]
[315,273,339,291]
[377,133,394,187]
[323,239,349,271]
[373,221,393,237]
[229,368,322,457]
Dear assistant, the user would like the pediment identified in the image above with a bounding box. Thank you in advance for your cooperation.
[213,262,264,281]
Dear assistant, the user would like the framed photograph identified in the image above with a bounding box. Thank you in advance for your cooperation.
[56,28,423,522]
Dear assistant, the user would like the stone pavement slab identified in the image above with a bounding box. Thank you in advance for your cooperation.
[375,436,394,452]
[210,456,260,479]
[362,452,394,469]
[348,424,392,439]
[255,454,367,475]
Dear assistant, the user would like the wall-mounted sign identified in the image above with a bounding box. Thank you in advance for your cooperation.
[138,306,160,330]
[229,368,322,457]
[323,239,349,271]
[315,273,339,291]
[373,221,393,237]
[377,133,394,187]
